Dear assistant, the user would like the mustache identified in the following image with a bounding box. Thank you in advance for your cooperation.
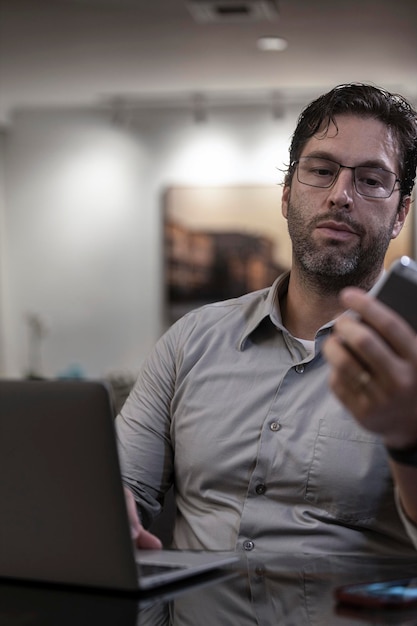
[310,212,365,236]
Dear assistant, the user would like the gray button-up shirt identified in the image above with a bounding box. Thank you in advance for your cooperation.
[116,273,417,555]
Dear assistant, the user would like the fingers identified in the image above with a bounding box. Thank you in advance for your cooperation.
[135,527,163,550]
[323,330,380,420]
[123,487,162,550]
[330,312,404,390]
[323,287,417,447]
[332,288,417,390]
[340,287,417,360]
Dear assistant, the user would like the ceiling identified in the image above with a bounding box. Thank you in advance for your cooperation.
[0,0,416,126]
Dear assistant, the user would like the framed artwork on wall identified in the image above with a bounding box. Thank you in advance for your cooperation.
[163,185,291,325]
[163,186,414,326]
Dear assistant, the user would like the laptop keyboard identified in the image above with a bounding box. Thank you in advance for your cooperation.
[139,563,187,576]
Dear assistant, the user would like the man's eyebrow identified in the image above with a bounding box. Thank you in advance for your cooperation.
[301,151,335,160]
[302,151,394,170]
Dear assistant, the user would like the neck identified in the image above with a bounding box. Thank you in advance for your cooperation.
[280,262,382,340]
[281,272,344,340]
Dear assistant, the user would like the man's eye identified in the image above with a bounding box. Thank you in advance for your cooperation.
[364,178,379,187]
[357,168,388,188]
[312,168,333,176]
[359,175,383,188]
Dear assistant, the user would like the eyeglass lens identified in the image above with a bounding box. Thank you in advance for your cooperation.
[296,157,398,198]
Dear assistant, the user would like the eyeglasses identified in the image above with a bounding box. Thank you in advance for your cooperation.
[292,156,401,199]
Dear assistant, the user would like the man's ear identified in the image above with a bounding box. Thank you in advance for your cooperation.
[391,196,411,240]
[282,184,290,220]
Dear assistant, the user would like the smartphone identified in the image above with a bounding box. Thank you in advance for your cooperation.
[335,577,417,609]
[370,256,417,332]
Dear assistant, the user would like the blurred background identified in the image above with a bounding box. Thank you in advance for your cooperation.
[0,0,416,387]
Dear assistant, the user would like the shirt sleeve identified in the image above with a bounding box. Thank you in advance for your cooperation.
[395,487,417,549]
[114,320,182,528]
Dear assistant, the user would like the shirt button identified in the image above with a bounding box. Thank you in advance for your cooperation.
[270,421,281,432]
[243,540,255,551]
[255,483,266,495]
[295,364,305,374]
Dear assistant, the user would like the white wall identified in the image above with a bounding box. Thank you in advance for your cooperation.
[1,104,298,379]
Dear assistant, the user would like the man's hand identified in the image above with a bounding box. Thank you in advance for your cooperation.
[124,487,163,550]
[323,286,417,450]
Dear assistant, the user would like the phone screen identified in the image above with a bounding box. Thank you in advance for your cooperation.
[335,578,417,608]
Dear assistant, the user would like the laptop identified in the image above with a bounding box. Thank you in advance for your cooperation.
[0,379,239,593]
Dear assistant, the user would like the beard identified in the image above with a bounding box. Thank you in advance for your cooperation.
[286,197,398,294]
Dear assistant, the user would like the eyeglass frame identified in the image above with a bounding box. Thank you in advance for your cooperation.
[291,156,401,199]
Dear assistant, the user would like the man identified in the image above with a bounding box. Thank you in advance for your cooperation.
[116,83,417,555]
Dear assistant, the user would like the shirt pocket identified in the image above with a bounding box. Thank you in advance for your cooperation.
[304,419,395,524]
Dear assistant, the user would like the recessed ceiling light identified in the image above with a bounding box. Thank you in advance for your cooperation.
[257,36,288,51]
[187,0,280,23]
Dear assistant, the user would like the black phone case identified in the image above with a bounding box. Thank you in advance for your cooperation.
[372,257,417,332]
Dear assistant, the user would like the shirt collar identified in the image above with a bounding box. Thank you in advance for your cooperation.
[238,271,340,351]
[238,272,290,351]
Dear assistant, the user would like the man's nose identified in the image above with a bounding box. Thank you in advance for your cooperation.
[327,167,355,207]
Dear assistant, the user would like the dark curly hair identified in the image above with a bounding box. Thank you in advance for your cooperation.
[285,83,417,202]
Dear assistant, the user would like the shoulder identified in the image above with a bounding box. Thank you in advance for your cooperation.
[154,288,271,357]
[175,288,270,333]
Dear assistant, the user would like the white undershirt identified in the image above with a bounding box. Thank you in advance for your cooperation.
[294,337,315,358]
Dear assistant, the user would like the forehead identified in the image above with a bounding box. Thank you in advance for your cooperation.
[301,114,400,169]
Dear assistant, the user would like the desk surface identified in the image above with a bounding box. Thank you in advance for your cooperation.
[1,552,417,625]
